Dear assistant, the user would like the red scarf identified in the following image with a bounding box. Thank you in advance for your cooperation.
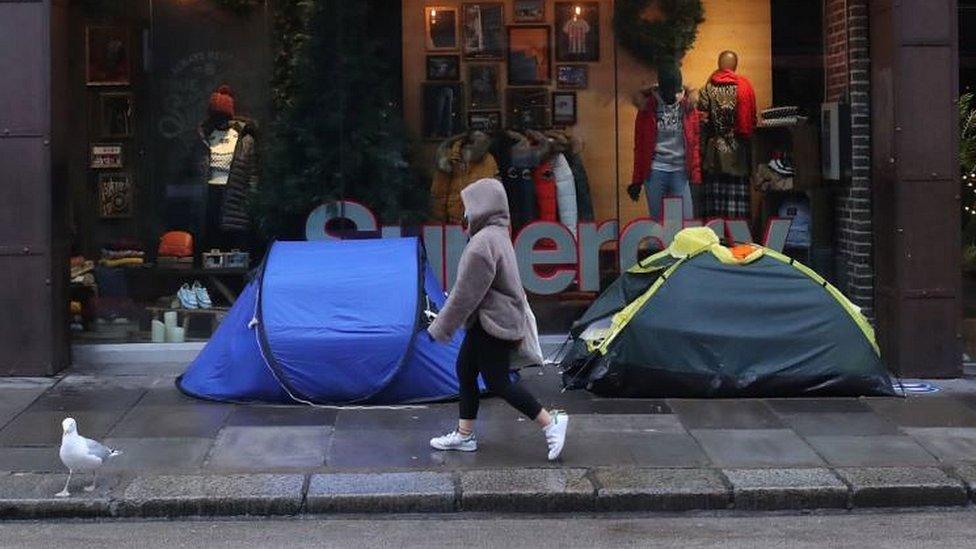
[710,69,757,139]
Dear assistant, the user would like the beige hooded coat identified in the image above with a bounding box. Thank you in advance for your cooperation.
[428,178,528,343]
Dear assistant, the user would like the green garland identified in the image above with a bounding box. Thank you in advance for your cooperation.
[614,0,705,67]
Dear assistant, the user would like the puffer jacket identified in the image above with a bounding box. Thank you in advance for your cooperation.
[632,87,702,185]
[532,161,558,223]
[194,118,258,233]
[430,132,498,224]
[552,153,577,236]
[428,178,528,343]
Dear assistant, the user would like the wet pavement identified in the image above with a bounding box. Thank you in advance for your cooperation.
[2,362,976,475]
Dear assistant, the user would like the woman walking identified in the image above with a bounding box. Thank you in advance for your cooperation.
[427,178,569,461]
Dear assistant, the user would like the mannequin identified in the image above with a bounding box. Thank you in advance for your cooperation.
[628,60,701,223]
[698,50,757,219]
[199,84,259,251]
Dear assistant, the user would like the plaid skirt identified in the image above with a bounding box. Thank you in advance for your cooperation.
[704,175,750,219]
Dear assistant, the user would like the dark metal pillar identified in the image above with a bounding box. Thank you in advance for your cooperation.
[871,0,962,377]
[0,0,69,376]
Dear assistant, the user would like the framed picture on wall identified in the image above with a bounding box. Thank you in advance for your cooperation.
[97,172,133,218]
[462,3,506,60]
[90,144,124,169]
[425,6,459,51]
[512,0,545,23]
[507,87,550,130]
[507,26,551,85]
[556,65,589,89]
[552,91,577,126]
[98,92,134,138]
[555,2,600,62]
[423,82,465,140]
[468,111,502,132]
[468,64,501,109]
[427,55,461,81]
[86,26,131,86]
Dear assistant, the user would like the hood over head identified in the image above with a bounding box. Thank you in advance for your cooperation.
[460,178,510,234]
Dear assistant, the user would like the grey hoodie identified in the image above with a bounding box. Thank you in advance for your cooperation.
[428,178,528,343]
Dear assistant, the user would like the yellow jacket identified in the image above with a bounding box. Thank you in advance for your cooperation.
[430,132,498,224]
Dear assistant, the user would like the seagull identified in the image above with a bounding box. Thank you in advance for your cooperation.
[56,417,122,498]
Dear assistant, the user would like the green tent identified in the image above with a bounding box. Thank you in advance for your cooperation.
[561,228,895,398]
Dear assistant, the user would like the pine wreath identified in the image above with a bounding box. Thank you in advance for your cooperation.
[614,0,705,67]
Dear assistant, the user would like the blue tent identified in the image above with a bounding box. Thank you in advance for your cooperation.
[177,237,466,404]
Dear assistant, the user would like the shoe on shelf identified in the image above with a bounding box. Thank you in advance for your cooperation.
[430,430,478,452]
[192,281,212,309]
[177,284,199,309]
[544,411,569,461]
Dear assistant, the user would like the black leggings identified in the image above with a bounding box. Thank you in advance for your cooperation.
[457,321,543,421]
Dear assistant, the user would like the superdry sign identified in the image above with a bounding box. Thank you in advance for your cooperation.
[306,199,794,295]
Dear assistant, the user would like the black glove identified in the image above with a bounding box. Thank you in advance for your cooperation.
[627,182,642,202]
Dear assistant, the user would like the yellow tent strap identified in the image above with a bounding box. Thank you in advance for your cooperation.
[594,257,687,355]
[764,250,880,356]
[628,248,674,274]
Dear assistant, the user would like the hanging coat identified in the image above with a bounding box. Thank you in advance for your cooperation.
[553,153,578,236]
[430,132,498,224]
[533,161,558,223]
[566,152,594,222]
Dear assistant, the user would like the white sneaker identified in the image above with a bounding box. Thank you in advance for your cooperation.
[192,281,212,309]
[544,412,569,461]
[177,284,199,309]
[430,430,477,452]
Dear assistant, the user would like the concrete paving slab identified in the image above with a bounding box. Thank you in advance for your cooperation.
[0,447,65,473]
[28,387,145,412]
[776,412,901,436]
[722,468,848,510]
[691,429,824,468]
[327,428,450,470]
[109,404,233,438]
[460,468,594,512]
[804,435,938,467]
[866,397,976,428]
[334,407,463,432]
[592,467,730,511]
[567,399,672,415]
[834,467,968,508]
[904,428,976,464]
[764,398,873,414]
[671,400,784,430]
[225,406,338,427]
[0,472,124,518]
[307,471,455,513]
[101,437,213,471]
[569,414,686,433]
[118,473,305,517]
[0,388,51,427]
[0,410,125,447]
[207,427,331,470]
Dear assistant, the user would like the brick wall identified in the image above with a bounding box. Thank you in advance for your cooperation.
[827,0,874,319]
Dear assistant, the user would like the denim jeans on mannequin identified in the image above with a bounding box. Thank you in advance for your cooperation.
[643,168,694,220]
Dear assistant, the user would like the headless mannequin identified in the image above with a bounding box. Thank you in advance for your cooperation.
[203,112,239,250]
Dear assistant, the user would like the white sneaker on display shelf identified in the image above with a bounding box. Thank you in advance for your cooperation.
[192,281,212,309]
[177,284,199,309]
[430,430,478,452]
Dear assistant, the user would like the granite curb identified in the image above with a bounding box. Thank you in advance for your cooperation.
[1,465,975,519]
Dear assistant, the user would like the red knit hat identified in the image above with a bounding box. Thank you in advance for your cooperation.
[208,84,235,118]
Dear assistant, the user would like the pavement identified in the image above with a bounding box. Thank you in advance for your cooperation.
[3,511,976,548]
[2,359,976,518]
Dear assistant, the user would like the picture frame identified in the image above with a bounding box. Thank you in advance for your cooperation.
[462,3,506,60]
[512,0,545,23]
[423,82,466,140]
[468,111,503,133]
[555,2,600,62]
[90,144,124,169]
[425,6,459,51]
[97,172,133,218]
[552,91,578,126]
[556,65,589,89]
[85,26,131,86]
[468,64,501,109]
[507,87,550,130]
[507,26,551,86]
[98,92,134,138]
[426,55,461,81]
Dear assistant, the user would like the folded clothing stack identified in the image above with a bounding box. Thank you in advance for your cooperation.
[758,106,805,128]
[70,256,96,284]
[753,155,795,191]
[99,238,146,268]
